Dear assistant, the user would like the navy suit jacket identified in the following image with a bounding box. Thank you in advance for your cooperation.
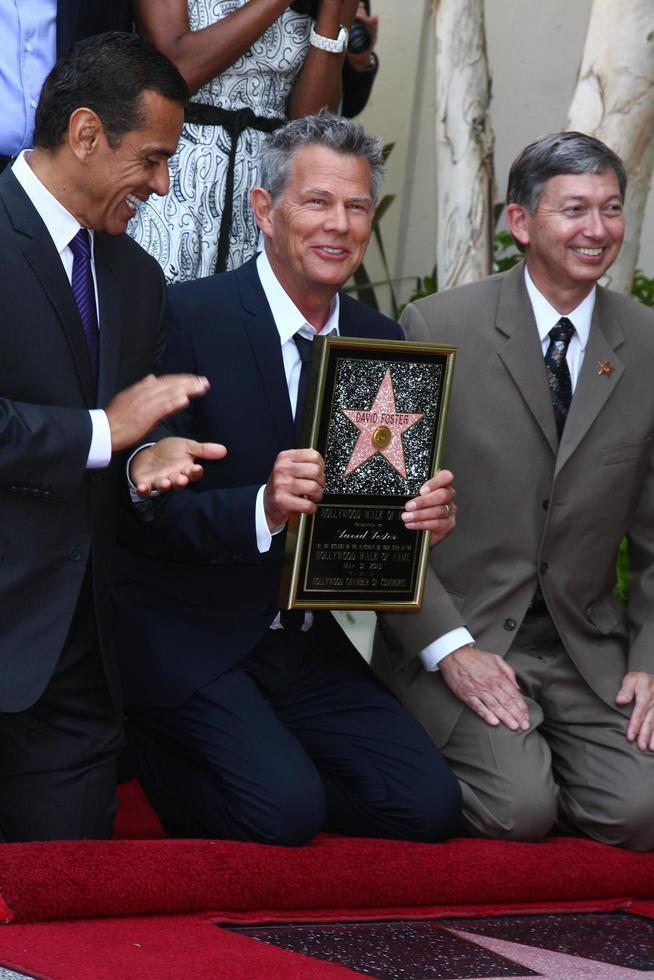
[0,168,165,712]
[115,256,401,707]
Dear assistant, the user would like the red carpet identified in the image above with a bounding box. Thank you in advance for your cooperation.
[1,781,653,979]
[1,781,653,928]
[0,914,363,980]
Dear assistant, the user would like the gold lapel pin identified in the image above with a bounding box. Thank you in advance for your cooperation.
[597,361,614,378]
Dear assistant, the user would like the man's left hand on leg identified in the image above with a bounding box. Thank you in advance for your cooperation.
[616,670,654,751]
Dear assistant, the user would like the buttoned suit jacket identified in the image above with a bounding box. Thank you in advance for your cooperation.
[0,168,165,712]
[114,256,401,708]
[374,261,654,746]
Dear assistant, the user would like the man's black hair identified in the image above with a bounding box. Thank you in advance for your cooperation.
[34,31,188,150]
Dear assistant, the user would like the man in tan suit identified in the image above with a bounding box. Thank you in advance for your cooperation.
[373,131,654,851]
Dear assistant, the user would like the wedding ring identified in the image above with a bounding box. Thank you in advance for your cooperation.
[443,503,451,517]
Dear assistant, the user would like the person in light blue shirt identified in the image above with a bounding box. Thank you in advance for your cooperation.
[0,1,133,169]
[0,0,56,161]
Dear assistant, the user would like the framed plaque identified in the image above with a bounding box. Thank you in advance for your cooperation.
[279,336,456,611]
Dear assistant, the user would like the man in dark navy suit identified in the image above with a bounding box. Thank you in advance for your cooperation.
[117,113,462,846]
[0,33,224,843]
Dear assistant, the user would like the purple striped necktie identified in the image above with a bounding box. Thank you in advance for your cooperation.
[69,228,99,383]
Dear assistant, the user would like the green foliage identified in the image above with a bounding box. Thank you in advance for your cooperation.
[394,274,437,318]
[494,230,522,272]
[632,269,654,308]
[614,538,630,606]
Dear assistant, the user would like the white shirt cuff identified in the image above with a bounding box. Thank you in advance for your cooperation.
[419,627,475,672]
[126,443,158,503]
[256,484,286,553]
[86,410,111,469]
[256,485,272,552]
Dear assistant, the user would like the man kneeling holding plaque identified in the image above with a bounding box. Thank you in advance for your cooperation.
[115,113,462,845]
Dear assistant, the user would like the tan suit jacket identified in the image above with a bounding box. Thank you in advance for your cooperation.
[375,262,654,746]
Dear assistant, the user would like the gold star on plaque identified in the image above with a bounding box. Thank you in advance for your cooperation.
[597,361,614,378]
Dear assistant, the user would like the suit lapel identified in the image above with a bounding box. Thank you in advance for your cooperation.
[337,295,368,339]
[555,289,625,476]
[1,171,103,407]
[495,263,558,454]
[236,259,296,447]
[495,264,625,472]
[24,235,96,406]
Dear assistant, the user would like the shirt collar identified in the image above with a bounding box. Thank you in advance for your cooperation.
[12,149,93,257]
[256,246,340,344]
[524,265,594,350]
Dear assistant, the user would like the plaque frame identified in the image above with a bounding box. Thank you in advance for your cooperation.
[279,335,456,611]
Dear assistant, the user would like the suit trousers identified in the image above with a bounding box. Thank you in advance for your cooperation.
[0,574,123,842]
[438,611,654,850]
[128,622,461,846]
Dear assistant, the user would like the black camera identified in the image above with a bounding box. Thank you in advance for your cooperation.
[348,20,371,54]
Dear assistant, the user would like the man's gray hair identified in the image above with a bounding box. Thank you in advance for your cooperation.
[260,111,385,206]
[507,131,628,213]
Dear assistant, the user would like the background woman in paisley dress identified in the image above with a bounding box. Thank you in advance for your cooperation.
[129,0,360,283]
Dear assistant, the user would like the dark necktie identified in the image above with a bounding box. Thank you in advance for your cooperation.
[544,317,575,439]
[529,316,576,616]
[293,332,314,438]
[69,228,99,383]
[280,333,315,630]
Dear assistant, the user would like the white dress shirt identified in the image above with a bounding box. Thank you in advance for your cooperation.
[11,151,111,468]
[254,247,340,553]
[418,266,596,672]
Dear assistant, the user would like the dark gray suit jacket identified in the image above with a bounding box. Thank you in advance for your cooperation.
[375,261,654,744]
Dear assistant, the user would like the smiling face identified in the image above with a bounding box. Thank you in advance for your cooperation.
[505,170,625,311]
[77,89,183,235]
[252,144,375,325]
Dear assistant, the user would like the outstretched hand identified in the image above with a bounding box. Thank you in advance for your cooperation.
[130,436,227,496]
[106,374,211,452]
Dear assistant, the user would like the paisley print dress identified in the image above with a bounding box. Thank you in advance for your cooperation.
[128,1,311,283]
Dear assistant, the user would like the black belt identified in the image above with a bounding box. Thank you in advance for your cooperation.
[183,102,285,273]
